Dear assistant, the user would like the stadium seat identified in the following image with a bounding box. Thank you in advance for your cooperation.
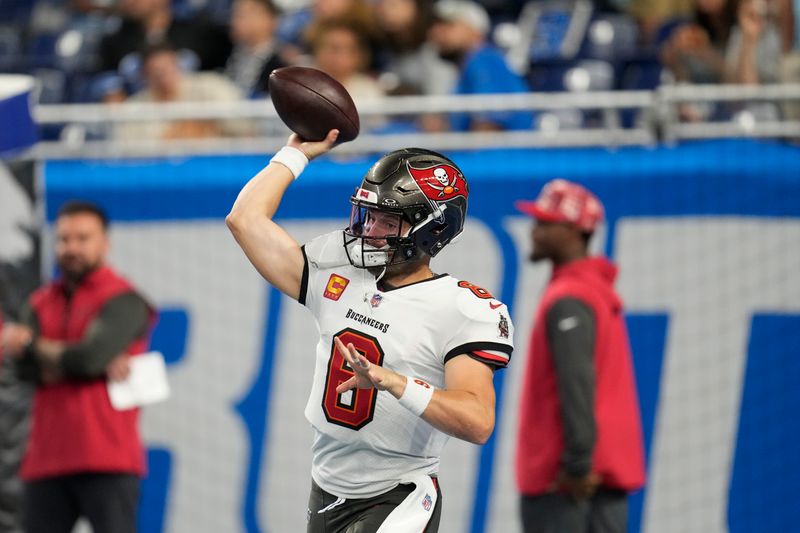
[527,59,578,91]
[32,68,67,104]
[60,14,108,72]
[27,33,60,69]
[528,58,614,92]
[563,59,614,91]
[0,26,21,70]
[0,0,34,25]
[506,0,593,74]
[619,55,664,91]
[582,14,639,62]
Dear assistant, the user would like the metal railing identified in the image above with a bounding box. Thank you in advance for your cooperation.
[30,84,800,159]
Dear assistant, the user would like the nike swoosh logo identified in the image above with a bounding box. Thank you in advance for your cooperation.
[558,316,580,331]
[489,301,502,310]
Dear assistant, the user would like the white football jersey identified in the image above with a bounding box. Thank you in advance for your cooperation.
[300,231,514,498]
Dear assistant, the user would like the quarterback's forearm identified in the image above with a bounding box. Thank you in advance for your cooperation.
[227,162,295,226]
[386,375,495,445]
[227,131,337,228]
[423,389,495,445]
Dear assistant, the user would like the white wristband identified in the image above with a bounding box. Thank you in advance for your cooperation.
[398,378,435,417]
[270,146,308,179]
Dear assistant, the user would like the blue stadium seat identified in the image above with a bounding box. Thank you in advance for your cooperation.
[0,0,34,25]
[619,55,664,90]
[61,14,107,71]
[528,0,593,60]
[27,33,61,69]
[530,8,573,59]
[0,25,21,70]
[527,58,614,92]
[32,68,67,104]
[527,59,575,91]
[563,59,615,91]
[581,14,639,61]
[506,0,593,72]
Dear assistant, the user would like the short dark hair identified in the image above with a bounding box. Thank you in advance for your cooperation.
[581,231,593,248]
[57,200,109,230]
[236,0,281,15]
[140,40,178,64]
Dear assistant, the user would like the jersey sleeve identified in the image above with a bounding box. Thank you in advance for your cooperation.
[442,289,515,370]
[299,230,350,314]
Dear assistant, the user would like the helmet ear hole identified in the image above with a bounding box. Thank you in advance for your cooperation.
[430,223,447,236]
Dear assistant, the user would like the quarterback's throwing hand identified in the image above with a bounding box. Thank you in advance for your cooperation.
[334,335,398,393]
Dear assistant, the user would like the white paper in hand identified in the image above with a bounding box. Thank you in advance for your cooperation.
[107,351,171,410]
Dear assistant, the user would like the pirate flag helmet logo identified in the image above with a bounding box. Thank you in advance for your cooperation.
[407,163,466,202]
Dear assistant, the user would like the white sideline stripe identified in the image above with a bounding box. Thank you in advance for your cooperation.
[376,475,438,533]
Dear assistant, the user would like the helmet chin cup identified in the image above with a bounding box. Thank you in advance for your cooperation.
[346,239,391,268]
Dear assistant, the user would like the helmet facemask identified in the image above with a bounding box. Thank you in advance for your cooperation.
[344,203,417,269]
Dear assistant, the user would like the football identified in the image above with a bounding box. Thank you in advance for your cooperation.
[268,66,360,143]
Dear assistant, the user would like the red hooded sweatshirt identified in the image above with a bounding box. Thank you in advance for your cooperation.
[516,257,646,495]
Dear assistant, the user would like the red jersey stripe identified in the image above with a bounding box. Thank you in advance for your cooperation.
[471,350,509,363]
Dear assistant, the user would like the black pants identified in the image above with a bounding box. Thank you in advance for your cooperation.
[520,488,628,533]
[24,473,139,533]
[307,478,442,533]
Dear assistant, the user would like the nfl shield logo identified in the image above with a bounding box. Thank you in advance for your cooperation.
[370,293,383,308]
[422,494,432,511]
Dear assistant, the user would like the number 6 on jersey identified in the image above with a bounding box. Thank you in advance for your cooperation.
[322,328,385,430]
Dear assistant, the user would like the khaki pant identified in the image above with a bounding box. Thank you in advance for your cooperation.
[780,52,800,121]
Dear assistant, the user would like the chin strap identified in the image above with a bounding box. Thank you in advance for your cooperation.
[375,266,387,283]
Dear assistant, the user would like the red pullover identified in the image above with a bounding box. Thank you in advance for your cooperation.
[21,266,152,480]
[516,257,646,495]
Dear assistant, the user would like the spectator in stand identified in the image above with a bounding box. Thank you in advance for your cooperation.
[277,0,375,65]
[0,201,155,533]
[309,18,385,101]
[781,0,800,120]
[99,0,232,74]
[115,42,251,141]
[660,0,737,85]
[659,0,740,121]
[725,0,782,84]
[372,0,457,96]
[734,0,795,53]
[625,0,694,44]
[426,0,533,132]
[225,0,286,97]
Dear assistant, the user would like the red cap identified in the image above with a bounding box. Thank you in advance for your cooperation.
[515,179,604,232]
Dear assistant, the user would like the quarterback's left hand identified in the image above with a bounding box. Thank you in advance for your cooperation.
[334,335,405,396]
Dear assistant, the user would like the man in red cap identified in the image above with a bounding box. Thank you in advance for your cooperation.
[514,179,645,533]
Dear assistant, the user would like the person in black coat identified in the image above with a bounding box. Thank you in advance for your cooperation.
[224,0,286,97]
[99,0,232,73]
